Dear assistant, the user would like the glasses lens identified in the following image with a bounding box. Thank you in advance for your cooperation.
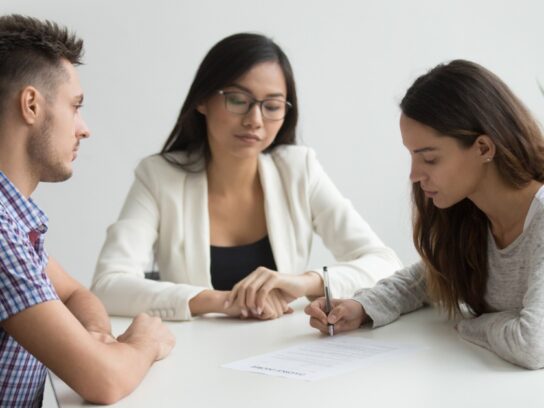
[262,100,287,120]
[225,92,250,114]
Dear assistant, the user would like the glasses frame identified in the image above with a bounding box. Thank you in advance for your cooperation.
[217,90,292,121]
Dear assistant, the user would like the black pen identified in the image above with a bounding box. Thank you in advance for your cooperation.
[322,266,334,336]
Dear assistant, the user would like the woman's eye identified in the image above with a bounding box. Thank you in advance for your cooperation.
[263,101,283,112]
[227,95,248,106]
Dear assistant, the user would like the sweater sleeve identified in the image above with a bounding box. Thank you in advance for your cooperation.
[456,245,544,370]
[305,149,403,298]
[91,159,207,321]
[352,261,429,327]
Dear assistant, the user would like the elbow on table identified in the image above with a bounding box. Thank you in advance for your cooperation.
[515,335,544,370]
[516,355,544,370]
[74,367,138,405]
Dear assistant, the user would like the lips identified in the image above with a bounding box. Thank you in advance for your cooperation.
[72,144,80,161]
[422,189,437,197]
[235,133,261,143]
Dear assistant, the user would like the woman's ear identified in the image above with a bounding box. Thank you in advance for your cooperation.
[475,135,496,163]
[196,102,207,116]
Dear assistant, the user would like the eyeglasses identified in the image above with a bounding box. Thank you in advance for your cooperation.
[218,90,292,121]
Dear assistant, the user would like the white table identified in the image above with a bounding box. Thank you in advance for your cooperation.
[52,304,544,408]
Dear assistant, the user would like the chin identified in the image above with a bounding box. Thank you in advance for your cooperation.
[431,196,461,209]
[41,165,73,183]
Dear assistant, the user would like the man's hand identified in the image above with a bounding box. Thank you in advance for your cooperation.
[117,313,175,361]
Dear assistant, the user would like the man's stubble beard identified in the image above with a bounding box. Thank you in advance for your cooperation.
[27,109,73,183]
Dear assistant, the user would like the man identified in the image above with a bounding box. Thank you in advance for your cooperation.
[0,14,175,406]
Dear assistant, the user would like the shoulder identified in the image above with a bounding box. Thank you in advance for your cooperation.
[268,144,315,163]
[266,145,320,177]
[134,152,202,183]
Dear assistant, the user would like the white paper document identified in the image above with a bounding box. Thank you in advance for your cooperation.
[222,335,419,381]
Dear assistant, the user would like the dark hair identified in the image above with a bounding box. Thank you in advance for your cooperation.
[0,14,84,117]
[400,59,544,316]
[161,33,298,169]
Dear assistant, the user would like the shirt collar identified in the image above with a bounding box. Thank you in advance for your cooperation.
[0,171,48,233]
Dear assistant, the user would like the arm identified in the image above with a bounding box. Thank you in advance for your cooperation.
[352,261,429,327]
[2,302,174,404]
[226,148,403,313]
[456,247,544,370]
[47,256,112,339]
[307,262,427,334]
[0,210,174,404]
[91,158,209,320]
[305,149,404,298]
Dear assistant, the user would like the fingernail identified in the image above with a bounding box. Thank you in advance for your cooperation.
[224,300,230,308]
[257,307,262,315]
[241,309,248,317]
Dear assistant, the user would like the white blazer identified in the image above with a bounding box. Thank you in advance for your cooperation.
[91,146,402,320]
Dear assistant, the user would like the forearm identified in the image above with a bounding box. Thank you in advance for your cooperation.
[457,310,544,370]
[352,262,428,328]
[65,338,157,404]
[64,287,112,334]
[189,289,228,315]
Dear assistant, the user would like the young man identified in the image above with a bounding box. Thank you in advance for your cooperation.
[0,14,175,406]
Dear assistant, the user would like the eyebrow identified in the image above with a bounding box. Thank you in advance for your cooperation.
[226,83,286,99]
[413,147,438,154]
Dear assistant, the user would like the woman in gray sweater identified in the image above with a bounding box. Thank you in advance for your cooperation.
[306,59,544,370]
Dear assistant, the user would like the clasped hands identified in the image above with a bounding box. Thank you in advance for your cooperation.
[222,267,318,320]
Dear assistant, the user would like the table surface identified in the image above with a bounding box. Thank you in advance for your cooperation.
[52,303,544,408]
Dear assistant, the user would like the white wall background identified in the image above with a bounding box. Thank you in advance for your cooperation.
[1,0,544,287]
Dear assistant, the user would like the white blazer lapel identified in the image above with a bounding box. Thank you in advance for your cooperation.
[259,154,297,274]
[183,170,212,287]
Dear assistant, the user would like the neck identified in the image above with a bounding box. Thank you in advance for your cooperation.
[0,128,39,198]
[206,154,260,195]
[469,168,542,238]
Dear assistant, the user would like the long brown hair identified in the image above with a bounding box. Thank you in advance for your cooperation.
[400,60,544,316]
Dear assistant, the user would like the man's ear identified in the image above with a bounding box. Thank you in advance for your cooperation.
[19,86,42,125]
[474,134,496,162]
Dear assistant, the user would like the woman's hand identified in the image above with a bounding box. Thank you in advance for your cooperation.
[254,289,294,320]
[225,267,323,316]
[189,289,292,320]
[304,297,368,334]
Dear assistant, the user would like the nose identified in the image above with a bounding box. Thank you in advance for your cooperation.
[409,160,425,184]
[77,116,91,139]
[242,103,263,129]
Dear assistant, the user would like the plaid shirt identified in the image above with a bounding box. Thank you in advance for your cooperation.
[0,171,58,407]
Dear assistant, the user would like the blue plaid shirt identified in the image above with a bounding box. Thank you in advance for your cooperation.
[0,171,58,407]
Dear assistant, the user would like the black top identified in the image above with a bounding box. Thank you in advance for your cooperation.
[210,236,277,290]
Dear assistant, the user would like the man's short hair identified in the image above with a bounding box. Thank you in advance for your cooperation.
[0,14,84,117]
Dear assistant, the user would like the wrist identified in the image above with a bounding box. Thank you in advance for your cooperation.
[189,290,226,315]
[302,271,324,297]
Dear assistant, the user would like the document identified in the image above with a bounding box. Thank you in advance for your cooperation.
[222,335,419,381]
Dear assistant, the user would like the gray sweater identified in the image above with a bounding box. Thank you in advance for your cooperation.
[353,190,544,370]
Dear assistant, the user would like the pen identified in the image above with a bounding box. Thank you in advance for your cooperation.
[322,266,334,336]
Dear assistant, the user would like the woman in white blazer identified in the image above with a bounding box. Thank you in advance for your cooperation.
[91,33,402,321]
